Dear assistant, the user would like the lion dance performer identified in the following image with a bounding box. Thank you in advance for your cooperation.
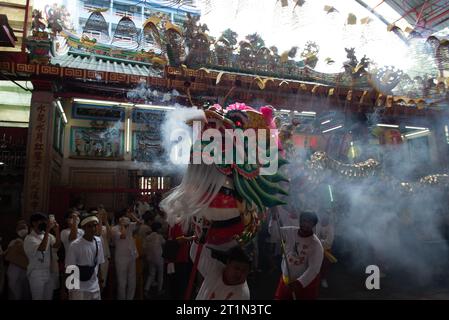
[160,103,289,299]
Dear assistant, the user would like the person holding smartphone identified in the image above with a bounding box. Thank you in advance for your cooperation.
[60,211,83,264]
[24,213,61,300]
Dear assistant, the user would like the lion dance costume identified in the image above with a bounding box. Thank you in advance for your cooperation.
[160,103,289,299]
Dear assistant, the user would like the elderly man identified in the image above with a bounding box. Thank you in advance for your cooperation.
[66,214,105,300]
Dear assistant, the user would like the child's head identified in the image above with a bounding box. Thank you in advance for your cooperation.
[143,210,157,224]
[299,211,319,233]
[223,246,251,286]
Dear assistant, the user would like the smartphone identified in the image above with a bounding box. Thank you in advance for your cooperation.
[49,214,55,223]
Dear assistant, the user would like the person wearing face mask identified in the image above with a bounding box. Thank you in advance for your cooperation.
[112,209,142,300]
[5,220,30,300]
[24,212,61,300]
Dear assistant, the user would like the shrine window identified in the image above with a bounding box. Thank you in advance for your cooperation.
[139,176,171,195]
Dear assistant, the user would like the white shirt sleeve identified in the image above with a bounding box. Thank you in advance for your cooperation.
[267,217,279,239]
[111,226,121,244]
[191,243,223,278]
[24,234,42,259]
[129,222,137,233]
[235,285,250,300]
[297,241,323,288]
[96,237,105,265]
[60,229,69,249]
[49,234,56,247]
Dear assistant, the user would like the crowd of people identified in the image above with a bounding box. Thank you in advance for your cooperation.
[0,195,336,301]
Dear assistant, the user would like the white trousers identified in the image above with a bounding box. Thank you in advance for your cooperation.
[144,258,164,293]
[115,257,136,300]
[7,264,29,300]
[69,290,101,300]
[28,269,54,300]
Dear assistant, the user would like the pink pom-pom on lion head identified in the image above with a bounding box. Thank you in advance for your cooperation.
[226,102,254,112]
[259,105,276,129]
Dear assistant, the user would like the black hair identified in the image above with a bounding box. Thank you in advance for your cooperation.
[151,222,162,232]
[142,211,155,223]
[116,209,128,219]
[300,211,319,226]
[227,246,251,267]
[64,210,79,220]
[30,212,47,224]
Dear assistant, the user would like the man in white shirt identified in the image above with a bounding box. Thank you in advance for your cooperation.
[24,212,61,300]
[193,244,250,300]
[111,209,142,300]
[60,211,83,264]
[66,214,105,300]
[134,198,151,220]
[270,210,323,300]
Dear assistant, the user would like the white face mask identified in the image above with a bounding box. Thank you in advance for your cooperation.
[17,229,28,238]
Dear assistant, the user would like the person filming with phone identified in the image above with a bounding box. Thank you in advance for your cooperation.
[24,212,61,300]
